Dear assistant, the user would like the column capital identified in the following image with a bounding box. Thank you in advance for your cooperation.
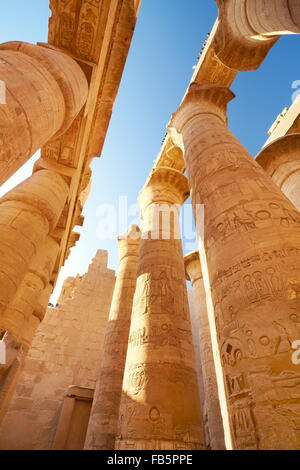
[214,0,300,71]
[184,251,203,284]
[117,225,141,261]
[0,41,88,136]
[138,166,190,211]
[256,133,300,210]
[256,134,300,177]
[169,83,235,136]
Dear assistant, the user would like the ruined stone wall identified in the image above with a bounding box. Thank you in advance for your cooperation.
[0,250,115,450]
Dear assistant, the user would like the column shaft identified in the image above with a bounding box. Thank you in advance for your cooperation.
[0,170,69,320]
[170,83,300,450]
[1,236,59,346]
[185,252,226,450]
[0,236,59,423]
[84,225,141,450]
[116,167,204,450]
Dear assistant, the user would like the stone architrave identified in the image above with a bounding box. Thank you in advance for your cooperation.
[184,251,226,450]
[215,0,300,70]
[170,82,300,450]
[256,134,300,211]
[0,41,88,184]
[84,225,141,450]
[116,167,204,451]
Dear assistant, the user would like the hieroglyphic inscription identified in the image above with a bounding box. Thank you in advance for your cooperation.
[129,324,192,349]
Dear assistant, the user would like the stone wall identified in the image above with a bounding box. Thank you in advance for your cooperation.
[0,250,115,450]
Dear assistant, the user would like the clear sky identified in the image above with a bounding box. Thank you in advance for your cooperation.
[0,1,299,301]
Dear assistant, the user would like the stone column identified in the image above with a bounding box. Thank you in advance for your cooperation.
[215,0,300,70]
[256,134,300,211]
[170,82,300,450]
[0,169,69,319]
[84,225,141,450]
[0,41,88,184]
[33,283,54,325]
[116,167,204,451]
[0,236,59,423]
[184,251,226,450]
[0,331,24,427]
[1,236,59,347]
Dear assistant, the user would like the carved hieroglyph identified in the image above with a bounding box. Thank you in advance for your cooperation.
[41,0,140,293]
[187,290,206,443]
[170,83,300,450]
[184,251,226,450]
[215,0,300,70]
[0,41,88,184]
[256,134,300,211]
[85,225,141,450]
[116,167,204,451]
[0,251,115,450]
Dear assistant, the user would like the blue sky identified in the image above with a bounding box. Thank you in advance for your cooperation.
[0,1,299,300]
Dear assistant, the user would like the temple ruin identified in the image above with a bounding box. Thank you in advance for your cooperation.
[0,0,300,451]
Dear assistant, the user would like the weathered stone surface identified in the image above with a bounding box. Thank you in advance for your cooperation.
[57,276,82,305]
[0,250,115,450]
[116,167,204,450]
[0,236,60,423]
[1,236,59,345]
[85,225,141,450]
[43,0,140,292]
[0,170,69,319]
[0,41,88,184]
[170,82,300,449]
[256,134,300,211]
[215,0,300,70]
[0,0,140,447]
[185,251,226,450]
[187,289,210,448]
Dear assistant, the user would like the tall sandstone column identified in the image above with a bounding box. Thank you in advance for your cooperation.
[116,167,204,450]
[0,169,69,320]
[256,134,300,211]
[0,236,59,423]
[0,41,88,184]
[170,83,300,450]
[1,236,59,345]
[85,225,141,450]
[215,0,300,70]
[184,251,226,450]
